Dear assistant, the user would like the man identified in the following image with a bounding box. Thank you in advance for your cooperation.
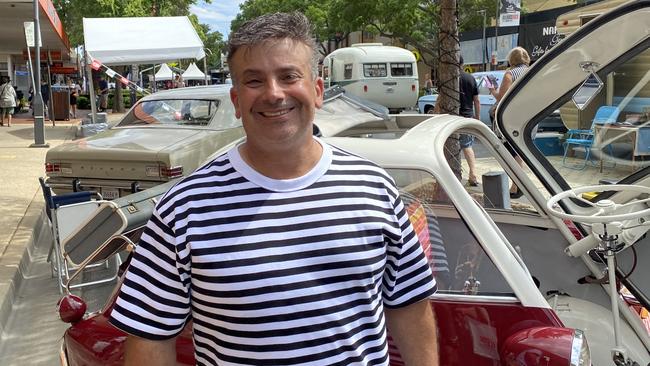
[110,12,439,366]
[458,56,480,186]
[98,76,109,112]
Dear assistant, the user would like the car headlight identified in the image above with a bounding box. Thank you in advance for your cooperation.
[570,329,590,366]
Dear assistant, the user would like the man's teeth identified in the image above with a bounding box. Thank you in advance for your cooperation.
[262,109,291,117]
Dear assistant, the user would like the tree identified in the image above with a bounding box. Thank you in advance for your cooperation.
[52,0,213,111]
[232,0,498,74]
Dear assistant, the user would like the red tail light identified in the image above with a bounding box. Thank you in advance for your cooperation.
[364,85,368,92]
[412,84,416,91]
[161,166,183,178]
[45,162,61,173]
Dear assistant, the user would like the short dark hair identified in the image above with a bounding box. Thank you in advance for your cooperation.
[227,12,318,80]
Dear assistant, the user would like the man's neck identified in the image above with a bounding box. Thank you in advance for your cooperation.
[239,138,323,180]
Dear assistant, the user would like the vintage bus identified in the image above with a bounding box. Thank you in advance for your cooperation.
[321,43,418,112]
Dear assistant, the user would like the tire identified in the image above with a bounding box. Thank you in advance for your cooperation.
[424,105,434,114]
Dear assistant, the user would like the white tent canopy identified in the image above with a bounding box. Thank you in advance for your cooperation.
[154,63,174,81]
[83,16,205,65]
[182,62,206,80]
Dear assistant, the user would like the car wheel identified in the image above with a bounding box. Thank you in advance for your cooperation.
[424,105,434,114]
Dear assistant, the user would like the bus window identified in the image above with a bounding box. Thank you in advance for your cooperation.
[390,63,413,77]
[363,63,387,78]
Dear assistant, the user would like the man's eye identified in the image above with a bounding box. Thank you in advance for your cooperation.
[245,79,261,86]
[284,74,301,81]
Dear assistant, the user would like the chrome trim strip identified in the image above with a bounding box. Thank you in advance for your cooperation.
[431,293,520,303]
[59,340,69,366]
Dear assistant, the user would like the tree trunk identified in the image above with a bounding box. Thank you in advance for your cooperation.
[112,66,126,113]
[437,0,462,181]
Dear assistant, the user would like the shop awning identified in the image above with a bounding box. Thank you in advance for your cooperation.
[0,0,70,55]
[181,62,205,80]
[83,16,205,65]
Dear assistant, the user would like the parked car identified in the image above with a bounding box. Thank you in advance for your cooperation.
[417,71,566,133]
[57,3,650,364]
[44,85,246,199]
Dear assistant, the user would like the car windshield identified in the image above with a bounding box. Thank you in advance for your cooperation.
[531,47,650,188]
[117,99,219,127]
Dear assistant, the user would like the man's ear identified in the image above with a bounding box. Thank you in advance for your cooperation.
[230,87,241,119]
[314,77,325,108]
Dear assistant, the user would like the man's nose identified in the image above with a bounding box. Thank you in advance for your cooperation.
[262,79,285,103]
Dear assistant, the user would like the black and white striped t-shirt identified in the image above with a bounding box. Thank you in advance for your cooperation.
[109,138,437,365]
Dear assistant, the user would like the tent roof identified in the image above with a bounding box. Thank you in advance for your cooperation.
[83,16,205,65]
[182,62,205,80]
[154,63,174,81]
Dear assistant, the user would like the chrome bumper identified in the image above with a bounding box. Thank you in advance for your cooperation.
[59,340,69,366]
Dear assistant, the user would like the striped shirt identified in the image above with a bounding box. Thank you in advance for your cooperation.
[508,64,528,83]
[109,138,437,365]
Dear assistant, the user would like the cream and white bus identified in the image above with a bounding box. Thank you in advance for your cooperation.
[321,43,418,112]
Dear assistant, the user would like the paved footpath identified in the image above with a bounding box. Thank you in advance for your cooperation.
[0,111,124,363]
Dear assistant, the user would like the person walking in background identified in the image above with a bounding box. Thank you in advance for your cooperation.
[488,46,530,198]
[111,12,439,366]
[69,80,78,119]
[424,73,434,95]
[98,76,109,112]
[458,56,480,186]
[0,77,17,127]
[174,74,185,88]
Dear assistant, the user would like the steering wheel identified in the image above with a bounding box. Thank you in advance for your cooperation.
[546,184,650,224]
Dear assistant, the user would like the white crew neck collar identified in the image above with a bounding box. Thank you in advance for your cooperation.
[227,137,332,192]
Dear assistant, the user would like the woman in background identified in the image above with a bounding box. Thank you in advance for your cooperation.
[488,47,530,198]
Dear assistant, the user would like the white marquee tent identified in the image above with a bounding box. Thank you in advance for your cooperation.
[182,62,206,80]
[154,63,175,81]
[83,16,205,65]
[82,16,206,121]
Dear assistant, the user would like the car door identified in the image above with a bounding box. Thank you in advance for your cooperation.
[490,0,650,354]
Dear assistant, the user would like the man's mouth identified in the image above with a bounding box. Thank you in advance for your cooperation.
[259,108,293,118]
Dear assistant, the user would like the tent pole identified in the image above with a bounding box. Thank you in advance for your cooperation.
[85,50,97,123]
[152,64,157,92]
[204,58,208,85]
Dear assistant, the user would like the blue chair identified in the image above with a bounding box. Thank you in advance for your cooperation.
[562,106,620,170]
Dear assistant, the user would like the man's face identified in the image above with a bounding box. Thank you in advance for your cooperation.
[229,38,324,150]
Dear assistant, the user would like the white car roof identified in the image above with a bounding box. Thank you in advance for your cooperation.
[140,85,231,101]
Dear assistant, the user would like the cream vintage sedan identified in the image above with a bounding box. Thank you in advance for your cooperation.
[44,85,246,199]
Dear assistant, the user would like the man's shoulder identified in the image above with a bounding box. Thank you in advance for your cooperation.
[158,152,234,206]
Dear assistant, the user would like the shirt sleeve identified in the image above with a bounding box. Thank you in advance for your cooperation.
[109,207,191,340]
[382,190,437,308]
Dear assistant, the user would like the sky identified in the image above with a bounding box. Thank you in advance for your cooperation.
[190,0,246,38]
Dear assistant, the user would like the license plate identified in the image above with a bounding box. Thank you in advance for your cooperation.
[101,188,120,200]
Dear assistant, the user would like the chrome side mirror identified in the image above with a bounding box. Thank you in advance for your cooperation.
[572,71,603,110]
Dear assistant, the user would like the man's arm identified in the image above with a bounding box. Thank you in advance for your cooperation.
[473,95,480,120]
[125,335,177,366]
[385,300,439,366]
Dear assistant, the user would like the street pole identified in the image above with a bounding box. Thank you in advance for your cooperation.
[493,0,500,71]
[30,0,48,148]
[479,10,487,72]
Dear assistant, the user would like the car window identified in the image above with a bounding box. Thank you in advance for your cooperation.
[531,46,650,190]
[390,63,413,77]
[363,63,387,78]
[386,168,515,296]
[117,99,220,127]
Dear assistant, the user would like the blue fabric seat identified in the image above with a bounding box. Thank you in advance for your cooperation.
[562,106,620,170]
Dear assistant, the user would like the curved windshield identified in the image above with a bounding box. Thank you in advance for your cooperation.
[117,99,220,127]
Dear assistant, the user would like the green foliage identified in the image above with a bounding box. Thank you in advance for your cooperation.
[231,0,499,69]
[77,95,91,110]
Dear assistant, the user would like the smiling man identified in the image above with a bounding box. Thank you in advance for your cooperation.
[111,12,439,366]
